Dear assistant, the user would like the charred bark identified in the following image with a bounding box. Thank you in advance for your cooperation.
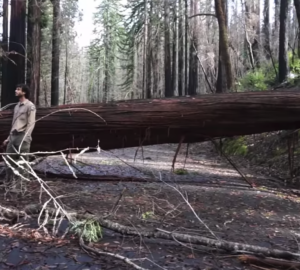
[164,0,173,97]
[215,0,233,92]
[278,0,289,83]
[1,91,300,153]
[1,0,9,107]
[3,0,26,106]
[27,0,42,105]
[50,0,60,106]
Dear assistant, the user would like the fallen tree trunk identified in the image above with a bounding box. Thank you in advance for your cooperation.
[1,90,300,153]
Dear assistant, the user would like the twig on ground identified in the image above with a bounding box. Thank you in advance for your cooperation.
[79,236,150,270]
[158,173,218,239]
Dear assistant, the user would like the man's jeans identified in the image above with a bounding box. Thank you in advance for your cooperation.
[5,132,31,189]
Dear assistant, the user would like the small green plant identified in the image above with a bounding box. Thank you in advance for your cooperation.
[141,211,154,220]
[174,168,189,175]
[223,137,248,156]
[70,219,103,242]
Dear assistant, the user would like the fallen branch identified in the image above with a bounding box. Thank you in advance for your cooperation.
[79,237,150,270]
[4,204,300,261]
[238,254,300,269]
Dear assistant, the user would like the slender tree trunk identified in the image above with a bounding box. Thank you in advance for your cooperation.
[278,0,289,83]
[178,0,184,96]
[171,0,177,95]
[215,0,233,92]
[188,0,198,95]
[143,0,148,99]
[263,0,271,59]
[164,0,172,97]
[1,0,8,106]
[63,41,69,105]
[146,0,152,99]
[294,0,300,58]
[184,0,188,94]
[51,0,60,106]
[27,0,42,105]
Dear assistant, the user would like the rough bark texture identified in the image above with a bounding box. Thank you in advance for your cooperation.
[278,0,289,83]
[1,91,300,153]
[294,0,300,58]
[164,0,173,97]
[1,0,9,107]
[51,0,61,106]
[215,0,233,92]
[3,0,26,106]
[27,0,42,105]
[263,0,271,59]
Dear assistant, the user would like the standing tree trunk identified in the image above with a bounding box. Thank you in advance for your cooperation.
[51,0,60,106]
[143,0,148,99]
[171,0,177,95]
[184,0,188,94]
[263,0,271,59]
[4,0,26,106]
[1,0,8,107]
[294,0,300,58]
[188,0,198,95]
[63,41,69,105]
[146,1,152,99]
[164,0,172,97]
[278,0,289,83]
[178,0,184,96]
[215,0,233,92]
[27,0,42,105]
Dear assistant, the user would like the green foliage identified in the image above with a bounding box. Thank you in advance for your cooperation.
[70,219,103,243]
[289,51,300,74]
[141,211,154,220]
[174,168,189,175]
[238,65,277,92]
[223,137,248,156]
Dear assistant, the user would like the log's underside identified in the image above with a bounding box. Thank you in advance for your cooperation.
[1,90,300,154]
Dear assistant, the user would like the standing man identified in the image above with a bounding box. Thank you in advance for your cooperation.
[2,84,36,191]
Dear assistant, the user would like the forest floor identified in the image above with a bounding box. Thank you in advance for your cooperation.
[0,140,300,269]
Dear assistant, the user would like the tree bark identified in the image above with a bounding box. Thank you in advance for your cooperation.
[164,0,173,97]
[215,0,233,92]
[3,0,26,106]
[51,0,61,106]
[294,0,300,58]
[27,0,42,106]
[1,0,9,107]
[178,0,184,96]
[263,0,271,59]
[278,0,289,83]
[1,90,300,153]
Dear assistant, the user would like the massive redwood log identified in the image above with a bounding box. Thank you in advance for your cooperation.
[1,90,300,154]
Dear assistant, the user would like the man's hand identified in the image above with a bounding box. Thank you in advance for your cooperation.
[2,139,8,148]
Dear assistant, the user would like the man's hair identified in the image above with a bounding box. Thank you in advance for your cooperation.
[16,84,30,99]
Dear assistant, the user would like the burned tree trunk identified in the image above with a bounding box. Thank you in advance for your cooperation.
[51,0,61,106]
[215,0,233,92]
[1,90,300,153]
[27,0,42,105]
[1,0,9,107]
[3,0,26,106]
[278,0,289,83]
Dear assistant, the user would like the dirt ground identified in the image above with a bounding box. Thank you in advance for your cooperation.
[0,142,300,269]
